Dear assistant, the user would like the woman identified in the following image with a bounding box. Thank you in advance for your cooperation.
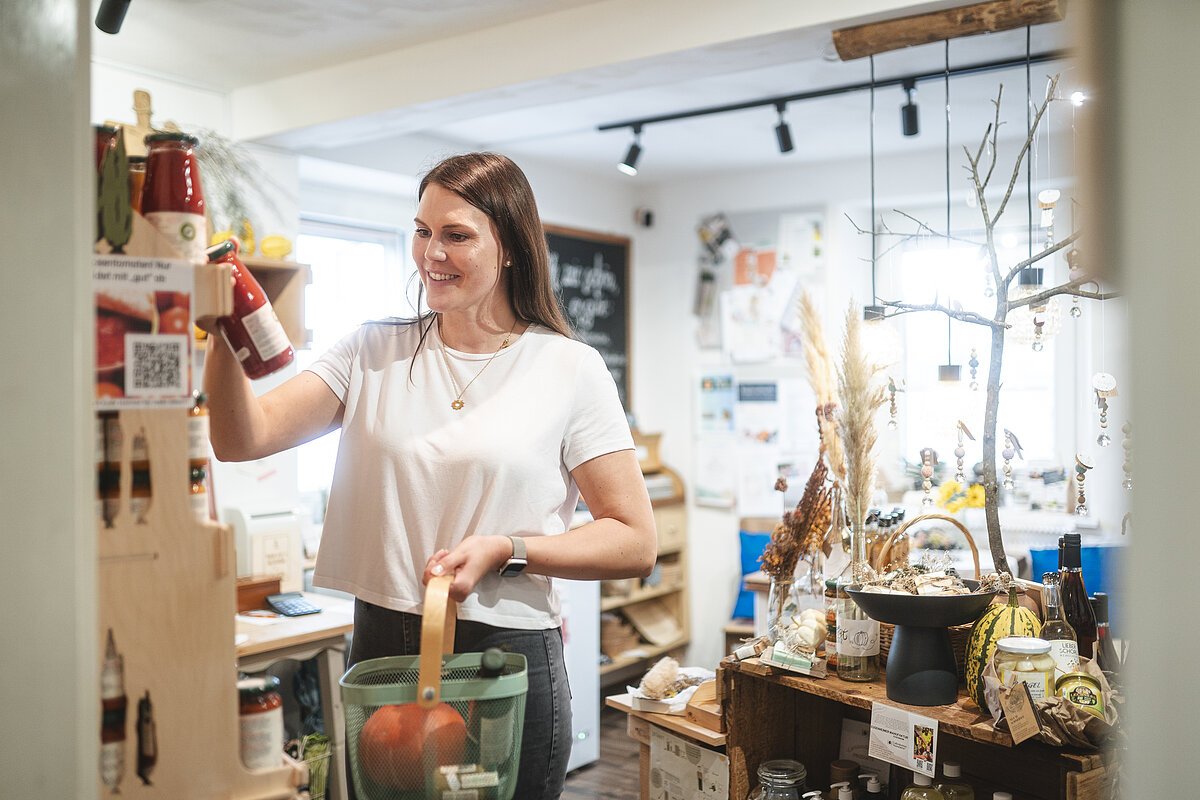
[205,152,656,799]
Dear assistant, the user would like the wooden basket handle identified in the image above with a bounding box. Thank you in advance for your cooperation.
[417,575,457,708]
[873,513,981,580]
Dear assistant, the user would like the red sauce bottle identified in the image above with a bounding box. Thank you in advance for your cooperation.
[142,132,206,262]
[206,238,294,379]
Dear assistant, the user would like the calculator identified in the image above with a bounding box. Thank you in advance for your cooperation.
[265,592,322,617]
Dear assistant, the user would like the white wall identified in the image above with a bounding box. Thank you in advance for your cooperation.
[630,136,1129,667]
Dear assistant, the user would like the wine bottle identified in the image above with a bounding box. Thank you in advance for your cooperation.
[1040,572,1080,681]
[1059,534,1098,661]
[1090,593,1121,677]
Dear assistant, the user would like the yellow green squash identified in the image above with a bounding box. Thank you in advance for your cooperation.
[965,586,1042,708]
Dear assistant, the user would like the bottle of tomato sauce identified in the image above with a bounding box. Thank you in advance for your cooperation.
[206,238,294,380]
[141,132,206,263]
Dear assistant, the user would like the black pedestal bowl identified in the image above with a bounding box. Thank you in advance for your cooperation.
[845,581,994,706]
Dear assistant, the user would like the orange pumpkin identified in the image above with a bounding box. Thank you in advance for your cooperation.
[359,703,466,789]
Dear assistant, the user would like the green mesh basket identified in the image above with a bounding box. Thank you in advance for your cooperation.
[340,577,528,800]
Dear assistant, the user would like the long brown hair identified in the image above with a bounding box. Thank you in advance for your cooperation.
[419,152,572,337]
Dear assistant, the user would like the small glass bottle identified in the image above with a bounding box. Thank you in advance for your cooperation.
[1040,572,1080,681]
[934,762,974,800]
[130,469,153,524]
[188,390,210,469]
[207,238,295,380]
[1090,593,1121,677]
[142,132,207,262]
[836,492,879,682]
[750,759,808,800]
[900,773,945,800]
[190,466,210,522]
[1059,533,1098,661]
[127,155,147,214]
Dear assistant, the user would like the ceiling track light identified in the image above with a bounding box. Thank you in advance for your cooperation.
[618,125,642,176]
[901,78,919,137]
[774,103,794,154]
[96,0,132,34]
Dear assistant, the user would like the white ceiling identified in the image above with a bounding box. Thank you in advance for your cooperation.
[92,1,1082,180]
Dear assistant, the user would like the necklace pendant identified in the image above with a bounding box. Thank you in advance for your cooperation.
[451,399,465,411]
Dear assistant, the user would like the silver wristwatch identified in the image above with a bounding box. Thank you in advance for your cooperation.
[498,535,528,577]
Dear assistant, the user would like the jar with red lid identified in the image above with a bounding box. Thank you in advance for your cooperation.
[142,132,207,262]
[237,675,284,771]
[207,238,295,379]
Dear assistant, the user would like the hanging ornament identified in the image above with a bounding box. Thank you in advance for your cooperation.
[969,348,980,391]
[1009,268,1062,351]
[1038,189,1060,248]
[1093,372,1118,447]
[887,377,904,430]
[1002,428,1024,491]
[1074,453,1094,515]
[955,420,976,483]
[1066,248,1084,319]
[920,447,937,507]
[1121,421,1133,490]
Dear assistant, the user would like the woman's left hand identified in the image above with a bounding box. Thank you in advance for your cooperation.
[422,536,512,602]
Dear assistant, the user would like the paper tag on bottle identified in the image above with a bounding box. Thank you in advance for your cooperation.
[837,617,880,657]
[241,303,291,363]
[1000,682,1042,745]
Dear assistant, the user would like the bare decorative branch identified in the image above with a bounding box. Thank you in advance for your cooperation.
[1003,231,1083,285]
[991,76,1060,227]
[981,88,1005,191]
[1006,279,1121,312]
[880,300,1005,330]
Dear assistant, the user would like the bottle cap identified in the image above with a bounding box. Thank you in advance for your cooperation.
[912,773,932,786]
[1091,593,1109,622]
[206,237,239,261]
[1062,532,1082,568]
[145,130,200,147]
[996,636,1052,655]
[993,794,1014,800]
[1041,571,1059,586]
[943,762,961,778]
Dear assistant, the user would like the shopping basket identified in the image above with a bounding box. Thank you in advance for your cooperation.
[340,575,528,800]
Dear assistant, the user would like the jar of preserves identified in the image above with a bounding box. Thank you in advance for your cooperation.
[1055,671,1105,720]
[749,759,807,800]
[207,238,295,379]
[238,675,284,771]
[994,637,1056,701]
[142,132,206,262]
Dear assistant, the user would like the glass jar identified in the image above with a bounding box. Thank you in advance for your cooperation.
[1055,671,1105,720]
[836,502,879,682]
[142,132,207,262]
[238,675,284,771]
[749,759,807,799]
[207,238,295,380]
[994,637,1056,701]
[767,549,827,644]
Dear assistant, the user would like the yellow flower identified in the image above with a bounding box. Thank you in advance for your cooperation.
[936,480,962,507]
[966,483,986,508]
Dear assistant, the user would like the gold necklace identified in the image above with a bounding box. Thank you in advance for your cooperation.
[440,319,519,411]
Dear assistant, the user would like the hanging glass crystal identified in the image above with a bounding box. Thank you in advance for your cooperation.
[1008,268,1062,350]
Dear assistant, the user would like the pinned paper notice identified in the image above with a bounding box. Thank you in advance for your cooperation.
[868,701,939,777]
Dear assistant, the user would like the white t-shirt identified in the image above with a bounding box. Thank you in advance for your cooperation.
[305,320,633,629]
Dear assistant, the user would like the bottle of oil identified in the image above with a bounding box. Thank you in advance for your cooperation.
[934,762,974,799]
[900,773,945,800]
[1059,533,1098,661]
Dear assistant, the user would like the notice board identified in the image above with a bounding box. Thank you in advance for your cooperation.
[545,225,631,409]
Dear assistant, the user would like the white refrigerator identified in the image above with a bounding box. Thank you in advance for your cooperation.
[557,577,601,772]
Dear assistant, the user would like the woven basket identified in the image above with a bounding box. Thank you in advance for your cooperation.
[871,513,981,679]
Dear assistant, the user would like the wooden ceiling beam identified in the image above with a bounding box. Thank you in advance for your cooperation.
[832,0,1066,61]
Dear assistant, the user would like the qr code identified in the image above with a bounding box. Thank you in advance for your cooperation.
[126,334,188,397]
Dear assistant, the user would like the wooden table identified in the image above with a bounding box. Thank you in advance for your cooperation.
[237,592,354,800]
[605,692,727,800]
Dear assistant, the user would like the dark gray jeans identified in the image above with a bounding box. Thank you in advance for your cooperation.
[347,599,572,800]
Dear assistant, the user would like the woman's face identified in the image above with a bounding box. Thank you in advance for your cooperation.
[413,183,510,320]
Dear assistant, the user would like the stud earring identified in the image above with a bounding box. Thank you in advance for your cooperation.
[1093,373,1117,447]
[920,447,937,507]
[1121,422,1133,490]
[955,421,975,484]
[1075,453,1094,515]
[1002,428,1023,491]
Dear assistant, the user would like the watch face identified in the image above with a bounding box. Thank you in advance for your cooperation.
[500,558,528,578]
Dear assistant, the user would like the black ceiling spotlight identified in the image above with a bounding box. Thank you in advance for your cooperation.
[901,78,919,137]
[774,103,794,154]
[617,125,642,176]
[96,0,132,34]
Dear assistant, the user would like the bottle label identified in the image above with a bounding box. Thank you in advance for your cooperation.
[1000,668,1050,701]
[144,211,207,263]
[478,710,515,766]
[241,303,291,363]
[836,616,880,657]
[1048,639,1080,680]
[239,705,283,771]
[187,416,209,461]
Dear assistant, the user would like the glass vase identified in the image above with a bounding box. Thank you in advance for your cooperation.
[766,549,827,644]
[835,508,880,682]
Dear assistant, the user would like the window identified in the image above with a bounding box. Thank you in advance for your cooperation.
[293,219,414,504]
[895,230,1058,473]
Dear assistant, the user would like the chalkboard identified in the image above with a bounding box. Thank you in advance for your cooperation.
[545,225,630,410]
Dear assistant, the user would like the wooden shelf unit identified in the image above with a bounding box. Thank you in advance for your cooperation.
[241,257,312,349]
[720,658,1114,800]
[598,435,691,688]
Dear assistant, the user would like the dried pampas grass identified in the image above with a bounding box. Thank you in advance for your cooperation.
[837,302,887,533]
[798,292,846,483]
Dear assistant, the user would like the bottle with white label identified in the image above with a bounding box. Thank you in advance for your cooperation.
[1040,572,1079,681]
[206,238,294,380]
[834,491,879,682]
